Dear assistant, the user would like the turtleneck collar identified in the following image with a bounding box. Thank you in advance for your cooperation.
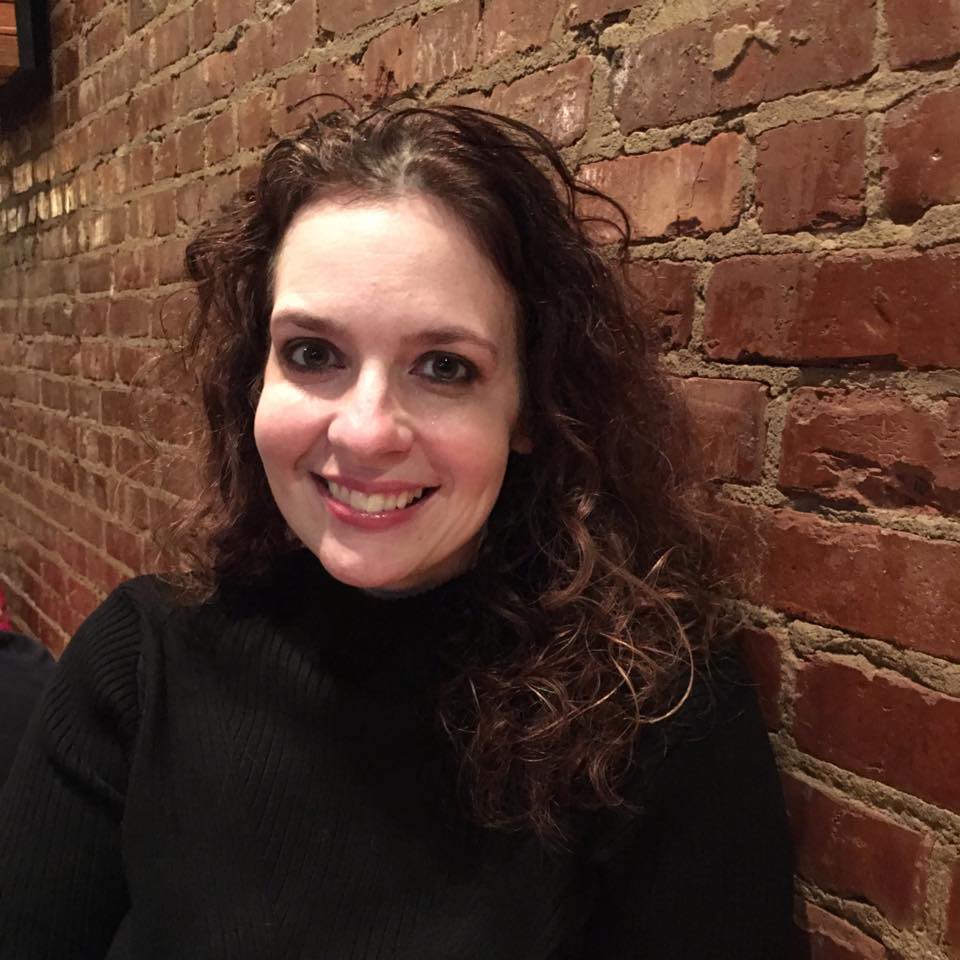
[267,548,476,693]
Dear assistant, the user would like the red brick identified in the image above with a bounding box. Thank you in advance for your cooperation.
[565,0,631,26]
[155,134,177,179]
[14,373,38,404]
[56,534,89,584]
[130,143,154,189]
[783,774,929,925]
[237,87,274,148]
[780,388,960,516]
[270,0,317,71]
[613,0,876,132]
[154,289,198,340]
[205,107,237,165]
[198,171,238,222]
[50,453,78,493]
[676,376,767,482]
[148,494,176,533]
[51,3,76,45]
[64,577,101,636]
[177,119,205,173]
[78,73,102,117]
[579,134,742,239]
[129,84,174,139]
[273,61,361,136]
[704,248,960,369]
[129,0,168,32]
[40,378,70,412]
[113,344,151,385]
[77,341,114,381]
[109,295,155,341]
[156,235,188,285]
[115,436,154,484]
[104,41,145,102]
[49,342,77,378]
[84,8,124,65]
[883,88,960,224]
[105,522,145,572]
[886,0,960,69]
[420,0,480,85]
[176,180,203,226]
[718,503,960,658]
[624,259,695,349]
[69,383,101,421]
[234,19,267,86]
[150,190,177,238]
[202,51,236,109]
[145,396,197,444]
[78,426,114,467]
[488,56,591,148]
[736,626,783,729]
[67,85,81,126]
[215,0,253,30]
[362,22,418,94]
[114,246,159,291]
[948,862,960,957]
[147,10,189,71]
[54,42,80,89]
[480,0,558,63]
[756,117,865,232]
[191,0,216,51]
[318,0,396,33]
[72,301,109,337]
[98,104,130,154]
[79,254,112,293]
[794,655,960,813]
[363,1,478,93]
[157,452,200,499]
[100,388,137,429]
[117,481,151,532]
[68,500,104,549]
[797,902,891,960]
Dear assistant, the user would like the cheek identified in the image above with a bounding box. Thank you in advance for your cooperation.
[436,416,512,496]
[253,391,317,466]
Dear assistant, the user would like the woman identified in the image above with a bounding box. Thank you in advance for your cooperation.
[0,105,793,957]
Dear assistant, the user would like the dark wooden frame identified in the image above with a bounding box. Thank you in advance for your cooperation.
[0,0,51,125]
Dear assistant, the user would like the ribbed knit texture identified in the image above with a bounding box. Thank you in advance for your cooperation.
[0,549,794,959]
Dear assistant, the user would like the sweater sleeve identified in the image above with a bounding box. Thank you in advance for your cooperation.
[0,586,144,958]
[578,654,796,959]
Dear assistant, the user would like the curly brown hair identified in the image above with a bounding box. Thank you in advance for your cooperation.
[174,103,730,844]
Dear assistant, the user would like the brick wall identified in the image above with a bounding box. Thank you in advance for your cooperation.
[1,0,959,955]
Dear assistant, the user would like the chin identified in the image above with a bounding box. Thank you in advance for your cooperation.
[316,548,410,591]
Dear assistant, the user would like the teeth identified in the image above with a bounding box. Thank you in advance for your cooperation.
[327,481,426,513]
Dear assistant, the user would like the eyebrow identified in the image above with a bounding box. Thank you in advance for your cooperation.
[270,310,500,361]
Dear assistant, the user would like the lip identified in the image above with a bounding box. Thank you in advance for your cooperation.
[312,475,436,530]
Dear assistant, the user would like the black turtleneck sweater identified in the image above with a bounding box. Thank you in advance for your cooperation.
[0,550,793,958]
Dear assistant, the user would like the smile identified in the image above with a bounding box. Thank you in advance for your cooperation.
[326,480,429,514]
[312,475,439,529]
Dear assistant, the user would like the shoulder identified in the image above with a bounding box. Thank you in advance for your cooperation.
[62,574,192,669]
[584,646,783,859]
[50,578,175,737]
[641,647,770,774]
[638,648,780,806]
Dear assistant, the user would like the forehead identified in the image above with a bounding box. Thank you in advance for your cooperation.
[272,196,515,335]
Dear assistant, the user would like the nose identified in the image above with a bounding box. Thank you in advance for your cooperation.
[325,364,413,460]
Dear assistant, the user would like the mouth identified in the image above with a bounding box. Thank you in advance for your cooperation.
[314,476,439,515]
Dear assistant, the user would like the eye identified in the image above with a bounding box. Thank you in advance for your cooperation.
[282,339,343,372]
[414,352,478,385]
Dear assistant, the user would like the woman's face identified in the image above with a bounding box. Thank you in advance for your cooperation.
[254,194,529,592]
